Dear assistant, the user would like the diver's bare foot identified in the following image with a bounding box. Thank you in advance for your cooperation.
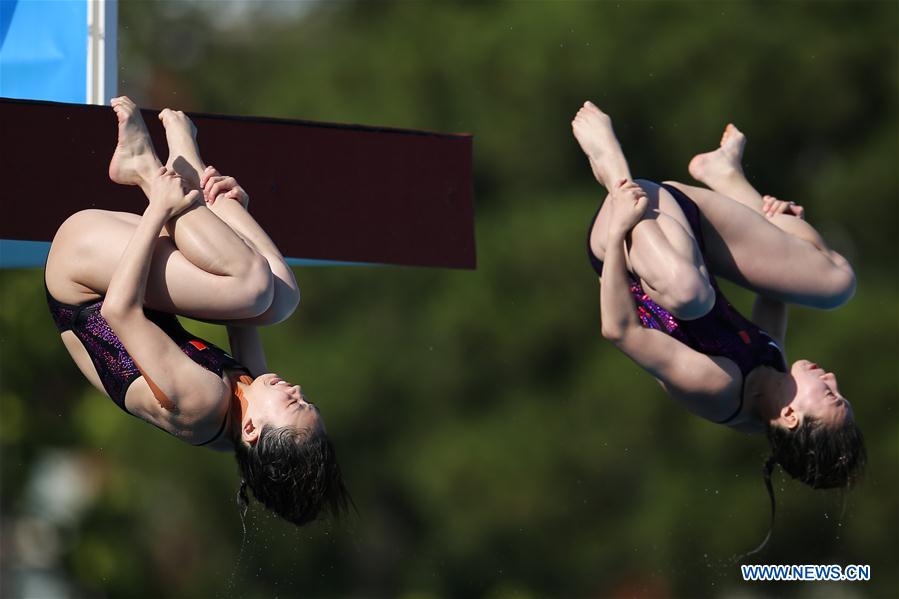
[158,108,204,188]
[571,101,632,189]
[108,97,160,187]
[688,123,747,188]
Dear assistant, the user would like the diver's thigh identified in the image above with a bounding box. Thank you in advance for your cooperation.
[670,182,845,303]
[46,209,138,304]
[46,209,264,319]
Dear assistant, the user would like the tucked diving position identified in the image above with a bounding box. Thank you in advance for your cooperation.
[45,97,350,526]
[572,101,865,514]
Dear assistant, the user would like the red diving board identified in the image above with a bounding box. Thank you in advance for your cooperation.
[0,98,475,269]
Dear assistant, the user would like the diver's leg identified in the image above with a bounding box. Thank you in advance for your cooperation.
[45,209,271,319]
[108,97,273,309]
[666,180,855,308]
[688,124,760,213]
[158,108,299,324]
[157,108,205,189]
[47,98,273,318]
[688,124,835,253]
[573,101,714,319]
[667,125,855,309]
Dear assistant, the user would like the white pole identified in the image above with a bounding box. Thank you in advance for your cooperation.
[87,0,117,105]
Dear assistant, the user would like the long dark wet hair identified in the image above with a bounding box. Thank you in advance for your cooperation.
[746,416,866,556]
[233,425,351,527]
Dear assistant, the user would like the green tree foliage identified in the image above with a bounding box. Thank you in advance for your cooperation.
[2,1,896,597]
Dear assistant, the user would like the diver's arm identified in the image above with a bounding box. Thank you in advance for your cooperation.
[226,324,269,377]
[599,231,641,341]
[101,172,223,414]
[102,207,172,316]
[599,180,652,342]
[751,295,788,349]
[601,230,741,416]
[600,181,739,412]
[102,170,200,315]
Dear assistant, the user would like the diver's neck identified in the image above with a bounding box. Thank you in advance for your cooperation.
[744,367,796,424]
[225,370,251,443]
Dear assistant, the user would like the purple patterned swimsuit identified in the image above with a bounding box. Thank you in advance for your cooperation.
[587,182,786,424]
[46,285,246,444]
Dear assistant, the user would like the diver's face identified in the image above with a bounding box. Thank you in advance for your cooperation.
[241,373,323,444]
[789,360,853,427]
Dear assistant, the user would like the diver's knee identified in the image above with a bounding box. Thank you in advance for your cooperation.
[819,266,856,310]
[282,283,300,317]
[634,178,662,197]
[661,265,715,320]
[240,255,275,317]
[259,282,300,325]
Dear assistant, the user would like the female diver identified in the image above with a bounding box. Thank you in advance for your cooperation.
[45,97,349,526]
[572,101,865,541]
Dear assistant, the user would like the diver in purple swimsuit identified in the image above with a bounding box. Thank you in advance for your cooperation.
[586,182,788,427]
[571,102,865,550]
[45,97,349,527]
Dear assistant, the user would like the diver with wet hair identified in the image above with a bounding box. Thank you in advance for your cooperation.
[572,101,865,551]
[45,97,350,526]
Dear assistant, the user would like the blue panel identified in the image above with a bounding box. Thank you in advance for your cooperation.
[0,240,374,269]
[0,0,17,47]
[0,0,87,103]
[0,239,50,268]
[285,258,378,268]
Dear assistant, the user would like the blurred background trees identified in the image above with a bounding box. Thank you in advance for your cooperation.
[2,1,896,597]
